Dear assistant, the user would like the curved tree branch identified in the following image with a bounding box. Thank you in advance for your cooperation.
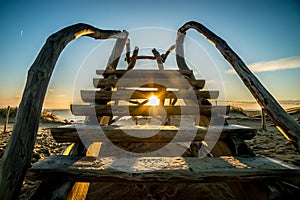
[0,23,126,199]
[161,44,176,63]
[176,21,300,149]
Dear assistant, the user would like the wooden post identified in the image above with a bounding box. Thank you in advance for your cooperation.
[0,23,127,199]
[125,38,131,64]
[152,48,164,70]
[261,108,267,131]
[176,21,300,149]
[127,46,139,70]
[104,31,128,73]
[3,106,10,133]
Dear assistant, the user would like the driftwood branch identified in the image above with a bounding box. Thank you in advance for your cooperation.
[161,44,176,63]
[124,45,176,63]
[152,48,164,70]
[125,38,131,64]
[176,21,300,149]
[176,32,190,71]
[105,31,128,72]
[125,55,155,60]
[127,46,139,70]
[0,23,125,199]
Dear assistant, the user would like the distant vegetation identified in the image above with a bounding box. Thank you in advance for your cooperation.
[0,107,18,118]
[229,106,249,116]
[0,107,68,123]
[40,109,64,123]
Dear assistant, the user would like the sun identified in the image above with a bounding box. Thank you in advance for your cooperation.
[147,95,160,106]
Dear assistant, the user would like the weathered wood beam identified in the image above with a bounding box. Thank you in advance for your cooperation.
[80,90,219,102]
[125,38,131,64]
[124,45,175,63]
[152,48,164,70]
[161,44,176,63]
[0,23,126,199]
[127,46,139,70]
[177,21,300,149]
[96,69,194,77]
[104,31,128,73]
[70,104,229,116]
[125,55,156,60]
[50,124,256,143]
[93,78,205,89]
[26,156,300,183]
[176,31,191,71]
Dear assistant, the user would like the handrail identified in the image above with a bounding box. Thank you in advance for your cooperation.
[0,23,127,199]
[176,21,300,149]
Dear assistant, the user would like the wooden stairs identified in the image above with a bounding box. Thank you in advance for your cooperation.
[1,22,299,200]
[26,68,300,199]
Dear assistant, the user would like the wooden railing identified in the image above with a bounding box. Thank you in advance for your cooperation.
[176,21,300,149]
[0,23,127,199]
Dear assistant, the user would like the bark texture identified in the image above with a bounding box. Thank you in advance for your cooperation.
[0,23,126,199]
[176,21,300,149]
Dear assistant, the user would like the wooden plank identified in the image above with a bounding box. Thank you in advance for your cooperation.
[210,141,233,156]
[66,182,89,200]
[26,156,300,183]
[93,78,205,89]
[80,90,219,102]
[66,142,102,200]
[96,69,194,77]
[70,105,229,116]
[50,125,256,143]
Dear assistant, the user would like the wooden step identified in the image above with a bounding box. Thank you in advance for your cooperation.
[93,78,205,89]
[96,69,194,77]
[26,156,300,183]
[70,105,229,116]
[51,125,256,143]
[80,90,219,103]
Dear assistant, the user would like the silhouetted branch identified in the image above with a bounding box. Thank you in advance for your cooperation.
[177,21,300,149]
[0,23,126,199]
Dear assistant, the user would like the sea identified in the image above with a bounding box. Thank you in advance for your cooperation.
[46,109,85,123]
[48,100,300,122]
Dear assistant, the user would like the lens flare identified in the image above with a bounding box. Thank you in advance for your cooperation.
[147,95,160,106]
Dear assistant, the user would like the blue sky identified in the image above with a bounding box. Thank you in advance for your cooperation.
[0,0,299,108]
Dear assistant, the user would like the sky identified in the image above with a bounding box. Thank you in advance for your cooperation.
[0,0,299,109]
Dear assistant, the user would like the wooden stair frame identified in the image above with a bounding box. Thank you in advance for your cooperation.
[32,46,295,199]
[1,21,298,199]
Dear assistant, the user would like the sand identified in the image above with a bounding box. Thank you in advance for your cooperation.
[0,109,299,199]
[227,116,300,166]
[0,118,68,199]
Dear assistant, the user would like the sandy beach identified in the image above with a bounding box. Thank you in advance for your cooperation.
[0,118,68,199]
[0,107,299,199]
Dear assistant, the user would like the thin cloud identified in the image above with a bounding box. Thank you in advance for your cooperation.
[226,56,300,74]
